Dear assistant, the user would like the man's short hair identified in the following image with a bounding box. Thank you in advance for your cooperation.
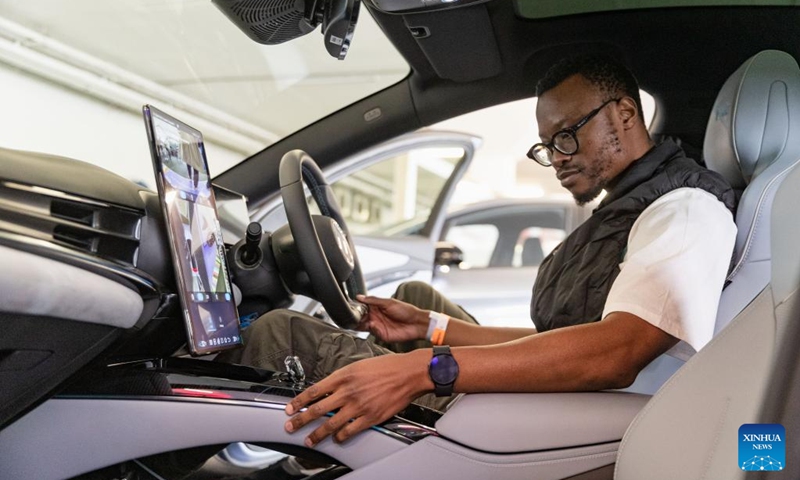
[536,54,645,119]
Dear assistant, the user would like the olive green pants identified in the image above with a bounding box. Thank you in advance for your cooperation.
[215,281,479,411]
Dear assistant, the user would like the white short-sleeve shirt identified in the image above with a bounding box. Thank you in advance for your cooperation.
[601,187,737,360]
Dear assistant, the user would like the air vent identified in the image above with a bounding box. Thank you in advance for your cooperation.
[0,182,144,266]
[51,200,95,226]
[49,199,142,265]
[52,224,96,251]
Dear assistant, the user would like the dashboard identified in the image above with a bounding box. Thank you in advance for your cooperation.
[0,145,250,427]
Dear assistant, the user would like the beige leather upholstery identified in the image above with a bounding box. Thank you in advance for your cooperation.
[435,392,650,453]
[615,50,800,480]
[705,50,800,335]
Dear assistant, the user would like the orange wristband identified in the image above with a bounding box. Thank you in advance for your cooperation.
[426,311,451,346]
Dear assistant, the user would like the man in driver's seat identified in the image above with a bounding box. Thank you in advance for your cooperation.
[218,54,737,448]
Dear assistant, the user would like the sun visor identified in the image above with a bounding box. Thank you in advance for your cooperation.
[403,4,502,82]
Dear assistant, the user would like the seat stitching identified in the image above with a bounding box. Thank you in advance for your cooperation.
[727,157,800,281]
[302,165,332,217]
[699,396,731,480]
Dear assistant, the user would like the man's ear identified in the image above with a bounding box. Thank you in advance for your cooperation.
[617,97,639,130]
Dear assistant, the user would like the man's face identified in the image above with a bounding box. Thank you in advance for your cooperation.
[535,74,626,205]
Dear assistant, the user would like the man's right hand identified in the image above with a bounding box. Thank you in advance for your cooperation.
[355,294,429,343]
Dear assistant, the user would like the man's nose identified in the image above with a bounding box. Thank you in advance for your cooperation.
[551,149,571,169]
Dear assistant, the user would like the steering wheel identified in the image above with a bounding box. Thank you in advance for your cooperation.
[279,150,368,329]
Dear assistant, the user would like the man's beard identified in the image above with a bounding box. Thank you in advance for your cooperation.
[573,184,605,206]
[572,133,618,206]
[572,160,611,206]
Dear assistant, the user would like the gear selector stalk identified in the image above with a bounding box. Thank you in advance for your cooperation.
[240,222,262,267]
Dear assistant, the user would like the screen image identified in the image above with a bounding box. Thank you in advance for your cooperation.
[145,106,241,355]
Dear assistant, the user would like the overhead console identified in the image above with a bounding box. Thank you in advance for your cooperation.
[212,0,502,82]
[363,0,502,82]
[400,3,502,82]
[367,0,492,14]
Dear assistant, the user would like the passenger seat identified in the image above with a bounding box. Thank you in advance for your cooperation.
[626,49,800,394]
[615,49,800,480]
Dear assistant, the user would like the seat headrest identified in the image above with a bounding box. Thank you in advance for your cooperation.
[521,237,544,266]
[703,50,800,189]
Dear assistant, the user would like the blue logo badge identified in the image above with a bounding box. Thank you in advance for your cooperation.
[739,424,785,471]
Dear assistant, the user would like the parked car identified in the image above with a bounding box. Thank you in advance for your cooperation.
[1,2,799,480]
[429,198,591,327]
[364,197,593,328]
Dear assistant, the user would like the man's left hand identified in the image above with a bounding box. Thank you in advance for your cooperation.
[284,350,433,447]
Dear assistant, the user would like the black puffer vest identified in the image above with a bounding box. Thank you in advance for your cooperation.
[530,140,736,332]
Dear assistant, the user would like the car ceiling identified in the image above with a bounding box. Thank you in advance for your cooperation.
[215,2,800,209]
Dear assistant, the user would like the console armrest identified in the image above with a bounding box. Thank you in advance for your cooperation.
[435,392,650,453]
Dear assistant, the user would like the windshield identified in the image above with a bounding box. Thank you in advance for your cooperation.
[0,0,409,187]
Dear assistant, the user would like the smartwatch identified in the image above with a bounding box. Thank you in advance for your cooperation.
[429,345,459,397]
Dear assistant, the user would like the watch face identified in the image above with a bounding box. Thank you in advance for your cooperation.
[430,354,459,384]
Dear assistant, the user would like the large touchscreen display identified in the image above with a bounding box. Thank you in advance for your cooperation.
[143,105,241,355]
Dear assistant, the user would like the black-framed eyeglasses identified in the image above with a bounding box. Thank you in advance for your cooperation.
[527,98,621,167]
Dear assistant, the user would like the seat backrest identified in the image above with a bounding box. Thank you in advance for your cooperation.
[624,50,800,395]
[704,49,800,334]
[520,237,544,266]
[615,49,800,480]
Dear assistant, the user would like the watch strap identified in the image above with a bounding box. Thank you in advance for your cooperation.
[431,345,457,397]
[433,345,450,356]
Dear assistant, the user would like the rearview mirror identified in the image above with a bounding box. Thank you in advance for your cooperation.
[213,0,360,60]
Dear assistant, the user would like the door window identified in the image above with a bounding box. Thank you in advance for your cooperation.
[442,206,568,269]
[319,147,464,236]
[443,224,500,268]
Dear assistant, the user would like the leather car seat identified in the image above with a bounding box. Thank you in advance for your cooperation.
[615,49,800,479]
[704,50,800,335]
[625,49,800,395]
